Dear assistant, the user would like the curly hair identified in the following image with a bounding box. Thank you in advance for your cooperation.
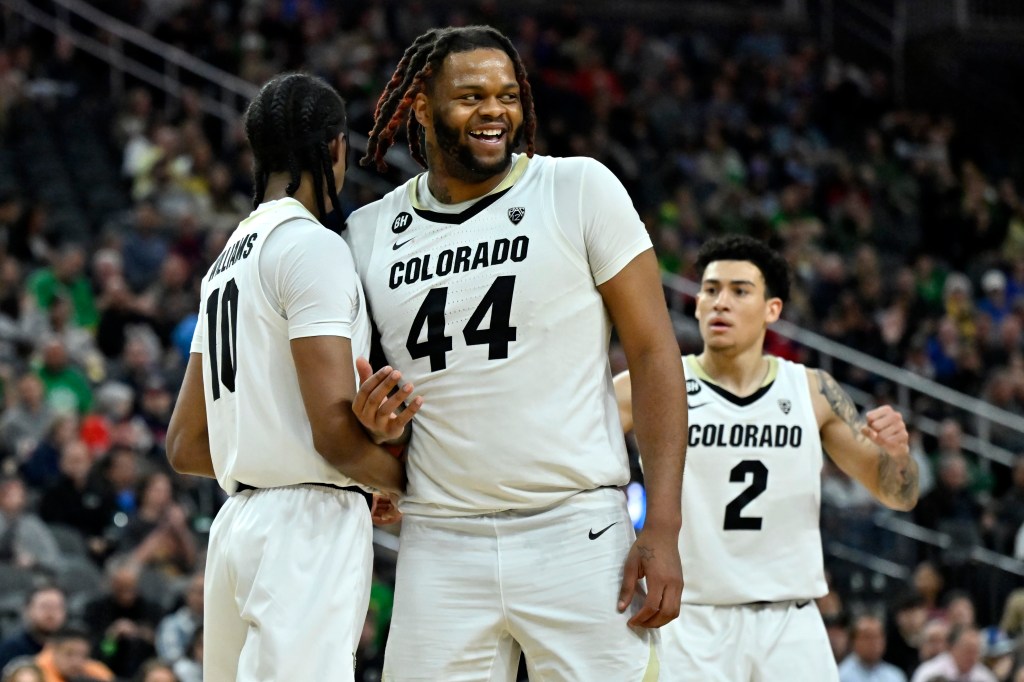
[695,235,791,302]
[360,25,537,172]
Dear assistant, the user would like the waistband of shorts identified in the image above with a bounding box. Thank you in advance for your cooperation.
[737,599,813,609]
[235,481,372,508]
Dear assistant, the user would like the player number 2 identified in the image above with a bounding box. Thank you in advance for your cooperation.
[407,276,517,371]
[206,278,239,400]
[724,460,768,531]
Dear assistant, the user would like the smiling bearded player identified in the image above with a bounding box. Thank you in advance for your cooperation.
[345,24,687,682]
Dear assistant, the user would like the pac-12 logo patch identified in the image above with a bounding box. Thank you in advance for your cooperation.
[507,207,525,225]
[778,399,791,414]
[392,212,412,233]
[686,379,701,396]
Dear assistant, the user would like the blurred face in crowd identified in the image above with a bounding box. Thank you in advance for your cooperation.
[950,628,982,674]
[946,596,975,628]
[913,563,943,601]
[51,637,91,676]
[696,260,782,355]
[919,619,950,661]
[107,449,138,491]
[25,588,66,636]
[851,616,886,666]
[17,374,45,409]
[60,440,91,485]
[0,478,26,516]
[110,565,140,607]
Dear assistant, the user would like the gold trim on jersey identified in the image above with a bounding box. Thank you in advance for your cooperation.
[409,154,531,209]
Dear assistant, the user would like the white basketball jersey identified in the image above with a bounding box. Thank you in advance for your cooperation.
[346,154,651,516]
[196,199,370,493]
[680,355,828,605]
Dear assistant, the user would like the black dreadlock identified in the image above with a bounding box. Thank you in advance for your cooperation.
[244,73,347,220]
[361,25,537,172]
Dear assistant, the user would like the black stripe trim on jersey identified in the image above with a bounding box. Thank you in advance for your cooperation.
[702,379,775,407]
[412,187,512,224]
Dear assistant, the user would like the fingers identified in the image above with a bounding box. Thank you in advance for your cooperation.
[863,406,908,450]
[617,549,640,614]
[355,356,374,384]
[370,494,403,525]
[628,572,682,628]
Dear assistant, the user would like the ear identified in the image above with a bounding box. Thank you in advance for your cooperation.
[694,293,704,322]
[328,132,347,165]
[765,298,783,324]
[412,92,431,128]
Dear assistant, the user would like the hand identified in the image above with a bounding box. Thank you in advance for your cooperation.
[617,526,682,628]
[861,406,909,457]
[352,357,423,444]
[370,493,403,526]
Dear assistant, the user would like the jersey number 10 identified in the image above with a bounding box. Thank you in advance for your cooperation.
[206,279,239,400]
[407,276,517,372]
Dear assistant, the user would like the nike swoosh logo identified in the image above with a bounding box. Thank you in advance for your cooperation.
[687,402,710,409]
[588,522,618,540]
[796,600,811,609]
[392,238,414,250]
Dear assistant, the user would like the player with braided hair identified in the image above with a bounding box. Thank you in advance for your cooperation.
[167,73,412,681]
[347,25,686,680]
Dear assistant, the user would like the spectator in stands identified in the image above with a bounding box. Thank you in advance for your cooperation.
[115,472,195,575]
[0,476,61,574]
[81,558,162,679]
[1,657,44,682]
[886,592,929,677]
[154,572,201,665]
[979,269,1011,325]
[0,374,54,465]
[120,202,168,293]
[131,659,177,682]
[918,618,952,665]
[840,614,908,682]
[25,244,97,331]
[913,561,947,620]
[0,587,66,670]
[34,626,113,682]
[34,337,92,416]
[89,446,140,518]
[38,439,115,562]
[910,626,997,682]
[826,612,853,664]
[169,627,199,682]
[915,452,984,544]
[992,456,1024,555]
[945,590,978,629]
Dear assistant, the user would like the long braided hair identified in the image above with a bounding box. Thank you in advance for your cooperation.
[361,25,537,172]
[244,73,347,220]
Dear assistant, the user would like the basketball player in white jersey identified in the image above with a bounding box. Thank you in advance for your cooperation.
[165,73,411,682]
[614,235,920,681]
[346,25,687,681]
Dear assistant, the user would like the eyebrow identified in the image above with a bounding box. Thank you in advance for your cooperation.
[702,278,757,287]
[451,82,519,91]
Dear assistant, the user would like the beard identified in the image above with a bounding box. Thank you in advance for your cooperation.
[431,108,524,184]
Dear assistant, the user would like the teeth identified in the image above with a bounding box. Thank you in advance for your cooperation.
[474,130,502,137]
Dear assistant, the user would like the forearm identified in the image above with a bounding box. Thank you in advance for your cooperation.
[166,435,216,478]
[630,350,686,530]
[314,406,406,495]
[876,449,920,511]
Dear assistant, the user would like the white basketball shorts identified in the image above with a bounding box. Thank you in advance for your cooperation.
[658,599,838,682]
[203,484,373,682]
[383,487,655,681]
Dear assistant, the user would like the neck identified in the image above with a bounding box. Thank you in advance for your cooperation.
[263,172,323,218]
[697,343,768,397]
[425,146,511,204]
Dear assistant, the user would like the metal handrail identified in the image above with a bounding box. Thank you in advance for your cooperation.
[825,541,912,580]
[874,513,1024,577]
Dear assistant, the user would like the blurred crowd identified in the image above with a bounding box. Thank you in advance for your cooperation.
[1,1,1024,681]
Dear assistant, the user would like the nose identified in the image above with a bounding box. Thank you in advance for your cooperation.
[478,94,506,118]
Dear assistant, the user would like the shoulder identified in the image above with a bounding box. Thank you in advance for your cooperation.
[544,155,617,184]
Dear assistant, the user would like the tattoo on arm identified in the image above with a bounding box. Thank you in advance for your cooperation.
[816,370,866,437]
[638,545,655,562]
[817,370,919,508]
[878,448,920,508]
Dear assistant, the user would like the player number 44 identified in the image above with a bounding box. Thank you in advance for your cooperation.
[407,276,517,371]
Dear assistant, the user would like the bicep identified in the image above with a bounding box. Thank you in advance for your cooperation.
[597,248,672,356]
[290,335,357,432]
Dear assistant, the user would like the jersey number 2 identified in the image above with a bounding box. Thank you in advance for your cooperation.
[406,276,517,371]
[724,460,768,530]
[206,279,239,400]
